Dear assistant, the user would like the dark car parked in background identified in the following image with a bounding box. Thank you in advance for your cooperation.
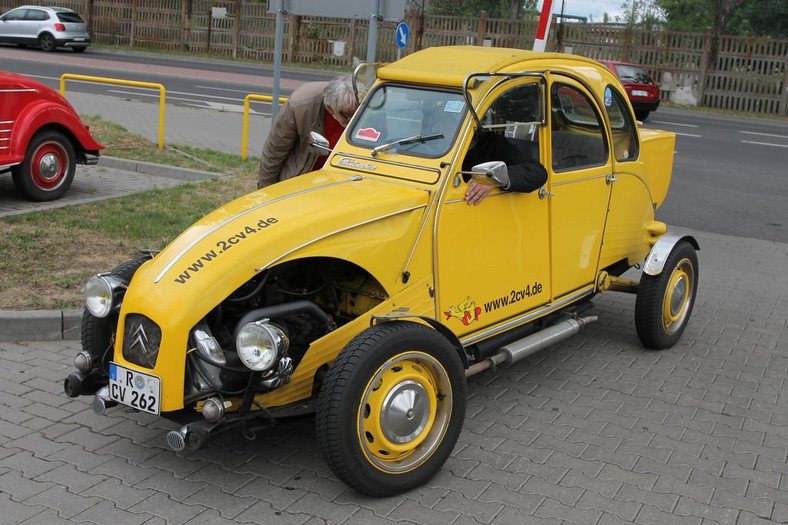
[0,5,90,52]
[598,60,660,121]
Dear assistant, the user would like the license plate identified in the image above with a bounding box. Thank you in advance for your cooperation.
[73,38,85,41]
[109,363,161,415]
[631,89,649,97]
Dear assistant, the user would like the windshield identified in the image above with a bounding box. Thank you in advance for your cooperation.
[348,85,467,158]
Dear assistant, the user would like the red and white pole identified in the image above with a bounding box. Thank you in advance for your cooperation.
[533,0,555,52]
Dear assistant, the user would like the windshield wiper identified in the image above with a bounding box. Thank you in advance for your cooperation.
[370,133,444,157]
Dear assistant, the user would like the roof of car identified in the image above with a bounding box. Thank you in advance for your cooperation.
[15,5,74,11]
[378,46,607,88]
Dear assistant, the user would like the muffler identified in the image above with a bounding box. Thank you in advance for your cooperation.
[466,316,598,377]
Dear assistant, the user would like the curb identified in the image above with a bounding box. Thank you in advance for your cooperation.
[99,156,227,182]
[0,309,82,342]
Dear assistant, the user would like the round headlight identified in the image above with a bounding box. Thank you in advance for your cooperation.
[236,320,288,372]
[85,274,115,318]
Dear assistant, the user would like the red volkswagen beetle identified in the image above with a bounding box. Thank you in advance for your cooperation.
[1,71,103,201]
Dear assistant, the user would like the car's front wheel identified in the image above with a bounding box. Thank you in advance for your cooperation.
[12,130,76,201]
[635,241,698,349]
[635,110,650,121]
[38,33,57,52]
[316,321,466,496]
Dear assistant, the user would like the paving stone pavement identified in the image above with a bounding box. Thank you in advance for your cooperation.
[1,227,787,524]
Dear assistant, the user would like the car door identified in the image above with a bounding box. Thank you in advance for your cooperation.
[22,8,50,44]
[545,76,613,299]
[436,78,550,338]
[0,8,28,42]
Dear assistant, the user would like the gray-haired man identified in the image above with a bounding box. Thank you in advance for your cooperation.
[257,75,358,189]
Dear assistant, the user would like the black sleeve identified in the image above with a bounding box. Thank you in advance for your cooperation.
[463,131,547,193]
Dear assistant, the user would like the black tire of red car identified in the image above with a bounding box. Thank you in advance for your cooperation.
[81,256,151,372]
[316,321,466,496]
[11,130,76,201]
[635,241,698,349]
[38,32,57,52]
[635,110,650,121]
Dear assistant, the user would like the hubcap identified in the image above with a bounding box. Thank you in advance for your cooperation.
[358,352,452,473]
[662,258,694,334]
[31,142,68,190]
[38,152,61,181]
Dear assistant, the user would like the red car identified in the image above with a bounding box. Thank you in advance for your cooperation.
[598,60,660,121]
[1,71,103,201]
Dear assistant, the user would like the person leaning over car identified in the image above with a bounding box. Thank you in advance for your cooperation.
[257,75,358,189]
[462,130,548,205]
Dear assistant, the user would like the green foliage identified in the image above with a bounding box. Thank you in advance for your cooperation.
[427,0,538,19]
[655,0,786,36]
[728,0,788,37]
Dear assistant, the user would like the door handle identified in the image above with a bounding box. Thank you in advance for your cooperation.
[606,173,619,184]
[538,187,554,199]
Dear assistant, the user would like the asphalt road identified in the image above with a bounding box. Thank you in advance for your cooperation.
[2,45,786,243]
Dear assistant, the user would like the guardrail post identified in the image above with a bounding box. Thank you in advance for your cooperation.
[60,74,166,149]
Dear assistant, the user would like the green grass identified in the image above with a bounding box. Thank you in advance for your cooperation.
[0,117,258,310]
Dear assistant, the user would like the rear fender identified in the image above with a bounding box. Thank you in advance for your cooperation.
[643,234,699,276]
[11,100,103,157]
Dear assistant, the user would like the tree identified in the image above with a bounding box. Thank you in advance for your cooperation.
[427,0,539,19]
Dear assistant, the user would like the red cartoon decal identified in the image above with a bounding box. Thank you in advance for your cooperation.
[355,127,382,142]
[444,296,482,326]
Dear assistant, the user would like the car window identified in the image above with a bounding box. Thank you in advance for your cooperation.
[2,9,27,21]
[603,86,639,162]
[480,82,543,161]
[550,83,608,171]
[26,9,49,21]
[57,12,85,23]
[348,84,466,158]
[613,65,654,85]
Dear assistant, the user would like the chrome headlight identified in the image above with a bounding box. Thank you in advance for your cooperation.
[236,320,289,372]
[193,327,226,365]
[85,274,126,318]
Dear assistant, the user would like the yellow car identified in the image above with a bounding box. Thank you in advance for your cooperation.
[64,46,698,496]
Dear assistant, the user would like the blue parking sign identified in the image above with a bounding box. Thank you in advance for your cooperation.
[396,22,410,49]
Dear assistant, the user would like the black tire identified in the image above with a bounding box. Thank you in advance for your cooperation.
[635,110,650,121]
[635,241,698,349]
[316,321,466,496]
[82,256,151,372]
[11,130,76,201]
[39,33,56,52]
[72,47,86,53]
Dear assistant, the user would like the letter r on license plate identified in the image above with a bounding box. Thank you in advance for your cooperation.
[109,363,161,415]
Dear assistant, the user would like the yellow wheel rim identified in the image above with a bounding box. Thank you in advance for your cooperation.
[357,351,453,474]
[662,257,694,334]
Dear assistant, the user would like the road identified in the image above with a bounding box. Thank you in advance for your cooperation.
[2,46,786,243]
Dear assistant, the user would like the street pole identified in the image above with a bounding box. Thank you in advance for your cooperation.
[271,0,286,123]
[366,0,381,63]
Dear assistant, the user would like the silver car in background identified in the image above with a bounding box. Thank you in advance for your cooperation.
[0,5,90,52]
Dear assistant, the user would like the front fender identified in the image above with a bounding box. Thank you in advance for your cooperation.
[643,233,699,275]
[11,100,103,156]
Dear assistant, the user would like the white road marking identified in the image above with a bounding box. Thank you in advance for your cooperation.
[742,140,788,149]
[674,132,702,138]
[196,85,263,94]
[741,130,788,140]
[651,120,699,128]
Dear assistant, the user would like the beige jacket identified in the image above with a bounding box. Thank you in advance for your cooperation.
[257,81,328,188]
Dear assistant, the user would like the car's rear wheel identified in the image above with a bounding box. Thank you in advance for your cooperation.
[316,321,466,496]
[635,241,698,349]
[11,130,76,201]
[39,33,56,52]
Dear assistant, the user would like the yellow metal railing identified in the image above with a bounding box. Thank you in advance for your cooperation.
[60,74,167,149]
[242,93,288,160]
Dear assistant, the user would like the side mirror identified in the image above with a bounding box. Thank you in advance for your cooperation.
[470,161,509,188]
[308,131,331,154]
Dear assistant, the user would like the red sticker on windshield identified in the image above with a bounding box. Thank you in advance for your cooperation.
[355,127,381,142]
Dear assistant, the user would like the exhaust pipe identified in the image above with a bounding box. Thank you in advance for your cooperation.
[466,316,598,377]
[92,387,117,414]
